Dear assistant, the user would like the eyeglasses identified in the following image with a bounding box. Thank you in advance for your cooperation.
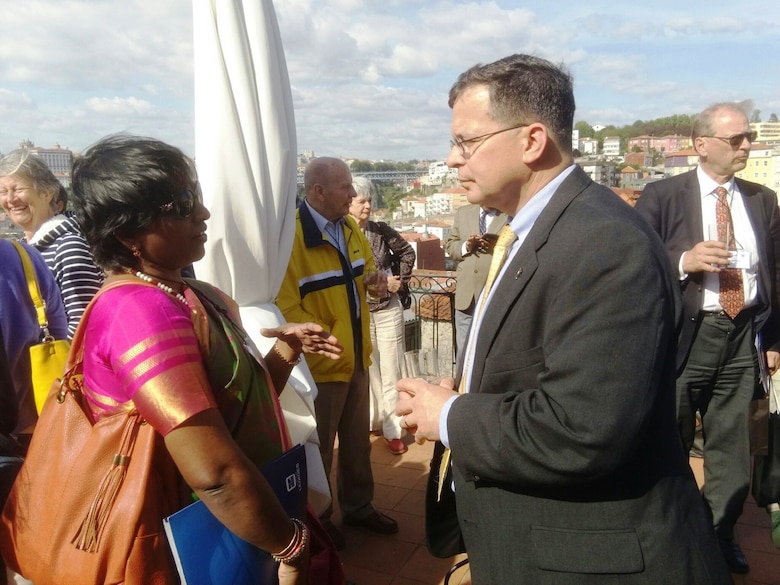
[159,183,202,217]
[701,131,758,148]
[450,123,528,160]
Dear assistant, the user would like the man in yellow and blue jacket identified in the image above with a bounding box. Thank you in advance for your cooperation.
[278,157,398,549]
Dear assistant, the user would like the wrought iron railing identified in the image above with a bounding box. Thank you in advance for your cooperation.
[404,272,458,377]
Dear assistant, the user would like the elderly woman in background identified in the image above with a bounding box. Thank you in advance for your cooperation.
[349,177,415,455]
[60,134,346,584]
[0,150,103,338]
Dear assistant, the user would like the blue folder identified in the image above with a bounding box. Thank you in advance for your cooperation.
[163,444,307,585]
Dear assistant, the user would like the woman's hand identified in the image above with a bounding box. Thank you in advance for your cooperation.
[261,323,343,360]
[277,545,310,585]
[387,274,403,294]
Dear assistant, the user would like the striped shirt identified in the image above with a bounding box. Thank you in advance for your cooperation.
[30,213,104,339]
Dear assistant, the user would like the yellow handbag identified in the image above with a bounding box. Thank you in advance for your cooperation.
[12,241,71,414]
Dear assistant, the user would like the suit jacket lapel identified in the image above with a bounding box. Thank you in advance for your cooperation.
[683,172,703,243]
[466,205,479,236]
[467,167,591,393]
[737,178,772,304]
[739,178,766,241]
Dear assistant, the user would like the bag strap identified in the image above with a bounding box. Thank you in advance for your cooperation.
[61,277,151,380]
[11,241,49,336]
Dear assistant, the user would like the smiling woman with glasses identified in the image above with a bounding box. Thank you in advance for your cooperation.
[0,149,103,340]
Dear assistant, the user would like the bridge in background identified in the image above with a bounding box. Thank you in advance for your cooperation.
[296,169,426,186]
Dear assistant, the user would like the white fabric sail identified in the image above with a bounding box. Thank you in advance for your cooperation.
[192,0,330,513]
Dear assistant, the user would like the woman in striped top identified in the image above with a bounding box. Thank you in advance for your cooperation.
[0,150,103,338]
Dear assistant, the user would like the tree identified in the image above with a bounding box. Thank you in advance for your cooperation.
[770,113,778,123]
[574,121,593,138]
[350,159,373,173]
[380,184,406,213]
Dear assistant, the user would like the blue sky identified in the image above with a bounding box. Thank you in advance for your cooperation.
[1,0,778,161]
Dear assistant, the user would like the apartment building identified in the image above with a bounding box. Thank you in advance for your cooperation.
[422,161,457,186]
[578,138,598,155]
[16,140,74,188]
[425,191,454,216]
[663,149,699,176]
[751,121,780,146]
[735,144,779,193]
[627,134,692,153]
[602,136,621,160]
[578,162,619,187]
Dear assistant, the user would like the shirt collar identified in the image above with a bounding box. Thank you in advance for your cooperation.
[304,199,344,235]
[697,165,735,199]
[508,164,576,244]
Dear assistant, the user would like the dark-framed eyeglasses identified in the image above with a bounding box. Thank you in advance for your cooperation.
[159,183,202,218]
[701,131,758,148]
[450,123,529,160]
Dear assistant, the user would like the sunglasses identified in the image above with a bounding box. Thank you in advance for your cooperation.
[702,131,758,148]
[159,183,202,218]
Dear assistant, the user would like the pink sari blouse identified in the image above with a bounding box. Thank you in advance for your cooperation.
[82,283,216,436]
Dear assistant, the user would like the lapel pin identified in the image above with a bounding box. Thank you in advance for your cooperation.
[515,268,523,279]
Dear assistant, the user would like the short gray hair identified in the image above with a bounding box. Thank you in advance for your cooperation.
[692,102,750,139]
[352,176,375,200]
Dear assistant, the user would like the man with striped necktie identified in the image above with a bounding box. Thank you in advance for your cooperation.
[637,102,780,574]
[445,203,507,363]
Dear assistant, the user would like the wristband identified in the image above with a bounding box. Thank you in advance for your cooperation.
[273,341,301,366]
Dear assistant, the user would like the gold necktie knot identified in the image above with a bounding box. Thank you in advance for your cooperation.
[482,225,517,296]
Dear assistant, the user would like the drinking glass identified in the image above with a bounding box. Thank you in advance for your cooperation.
[365,267,389,302]
[403,348,440,383]
[708,223,730,246]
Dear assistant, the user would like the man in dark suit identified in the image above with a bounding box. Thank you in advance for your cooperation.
[445,203,507,362]
[636,102,780,574]
[396,54,730,583]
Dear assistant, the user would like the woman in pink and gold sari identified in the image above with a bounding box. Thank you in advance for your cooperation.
[71,134,345,585]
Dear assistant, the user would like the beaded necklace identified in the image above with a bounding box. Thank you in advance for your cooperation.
[128,270,188,305]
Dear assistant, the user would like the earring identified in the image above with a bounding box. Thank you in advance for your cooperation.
[131,245,141,258]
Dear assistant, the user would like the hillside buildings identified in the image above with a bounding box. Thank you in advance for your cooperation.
[627,135,692,153]
[13,140,75,188]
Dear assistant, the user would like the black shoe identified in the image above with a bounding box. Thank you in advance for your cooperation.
[343,510,398,534]
[718,538,749,574]
[322,519,346,551]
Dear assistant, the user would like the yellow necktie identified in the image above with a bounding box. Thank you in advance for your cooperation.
[437,225,517,500]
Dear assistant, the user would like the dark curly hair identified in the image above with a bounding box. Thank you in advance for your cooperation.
[71,134,196,272]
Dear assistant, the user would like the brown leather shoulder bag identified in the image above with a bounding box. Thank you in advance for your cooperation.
[0,281,181,584]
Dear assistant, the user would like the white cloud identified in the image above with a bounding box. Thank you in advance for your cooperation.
[0,0,779,160]
[0,89,35,111]
[85,97,155,115]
